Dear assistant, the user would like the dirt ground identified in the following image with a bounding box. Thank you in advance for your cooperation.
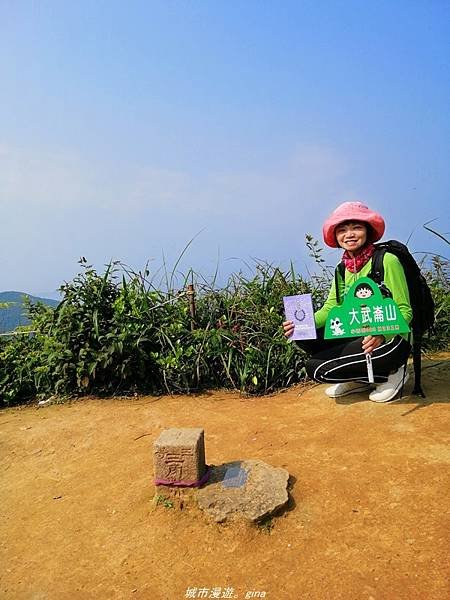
[1,355,449,600]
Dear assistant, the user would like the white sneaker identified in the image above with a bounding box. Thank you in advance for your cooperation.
[369,368,409,403]
[325,381,371,398]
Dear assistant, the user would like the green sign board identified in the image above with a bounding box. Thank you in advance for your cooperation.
[324,277,410,340]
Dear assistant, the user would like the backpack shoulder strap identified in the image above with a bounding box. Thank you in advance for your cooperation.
[335,262,345,305]
[369,244,387,284]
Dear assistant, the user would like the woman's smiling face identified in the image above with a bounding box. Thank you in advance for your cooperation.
[335,221,368,255]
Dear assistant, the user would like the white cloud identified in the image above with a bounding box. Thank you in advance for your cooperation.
[0,140,357,291]
[0,141,353,217]
[0,145,90,208]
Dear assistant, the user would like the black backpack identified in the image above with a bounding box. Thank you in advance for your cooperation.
[335,240,435,397]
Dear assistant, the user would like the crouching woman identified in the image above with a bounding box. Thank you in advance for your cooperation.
[283,202,412,403]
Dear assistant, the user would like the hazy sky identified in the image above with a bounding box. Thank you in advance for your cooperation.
[1,1,449,297]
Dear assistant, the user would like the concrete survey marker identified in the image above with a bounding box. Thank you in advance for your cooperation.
[153,430,290,523]
[197,460,290,523]
[153,428,206,486]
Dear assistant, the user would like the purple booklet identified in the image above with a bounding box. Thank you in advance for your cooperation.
[283,293,317,340]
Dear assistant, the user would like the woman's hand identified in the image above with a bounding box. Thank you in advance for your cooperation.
[362,335,385,354]
[283,320,295,338]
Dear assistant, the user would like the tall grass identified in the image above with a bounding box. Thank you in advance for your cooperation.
[0,240,448,406]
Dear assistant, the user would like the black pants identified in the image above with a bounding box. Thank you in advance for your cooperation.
[297,329,411,384]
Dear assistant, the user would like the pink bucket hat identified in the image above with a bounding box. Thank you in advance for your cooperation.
[322,201,385,248]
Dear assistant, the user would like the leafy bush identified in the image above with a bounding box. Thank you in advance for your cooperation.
[0,242,448,407]
[422,256,450,350]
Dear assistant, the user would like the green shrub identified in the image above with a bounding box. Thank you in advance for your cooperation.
[0,243,448,407]
[422,256,450,351]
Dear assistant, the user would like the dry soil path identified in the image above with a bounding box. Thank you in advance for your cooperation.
[1,355,449,600]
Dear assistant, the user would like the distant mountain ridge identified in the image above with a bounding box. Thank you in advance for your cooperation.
[0,291,59,333]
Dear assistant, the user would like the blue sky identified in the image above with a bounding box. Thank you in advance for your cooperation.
[1,0,449,297]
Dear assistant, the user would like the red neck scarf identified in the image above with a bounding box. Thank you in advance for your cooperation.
[342,243,376,273]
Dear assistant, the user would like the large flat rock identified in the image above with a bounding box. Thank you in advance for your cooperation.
[196,459,290,523]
